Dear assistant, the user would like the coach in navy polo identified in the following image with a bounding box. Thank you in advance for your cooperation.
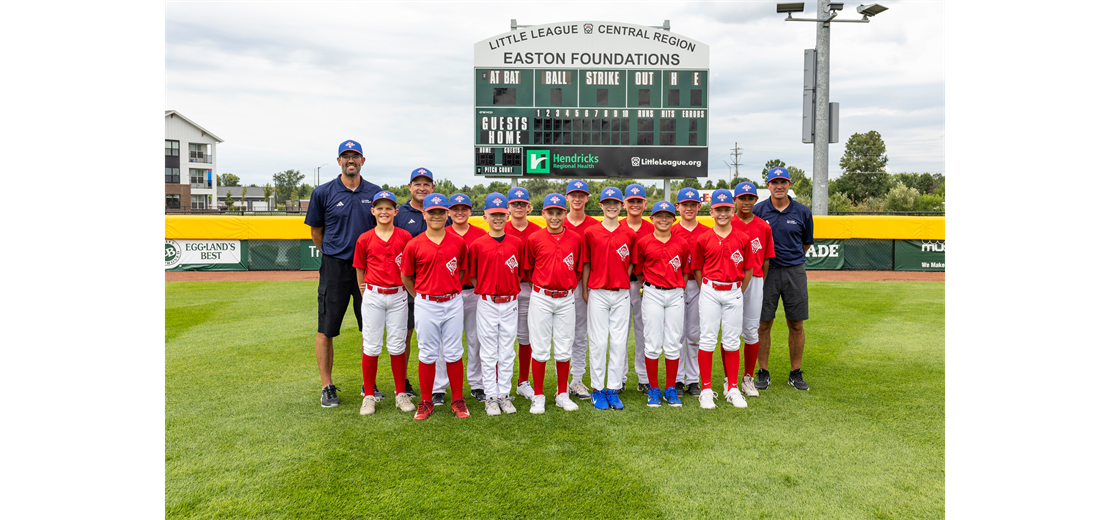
[305,139,382,408]
[753,166,814,392]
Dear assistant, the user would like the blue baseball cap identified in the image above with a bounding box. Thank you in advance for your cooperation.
[566,180,589,194]
[624,183,646,200]
[410,167,434,183]
[734,182,759,198]
[373,190,397,206]
[507,187,530,203]
[484,192,509,213]
[600,186,623,203]
[710,189,735,208]
[676,187,701,204]
[448,193,472,208]
[423,193,449,211]
[542,193,567,211]
[338,140,363,157]
[767,167,790,182]
[651,200,677,216]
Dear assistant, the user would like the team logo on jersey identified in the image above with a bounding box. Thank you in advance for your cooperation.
[361,199,370,203]
[616,243,630,260]
[505,254,518,273]
[336,201,344,207]
[563,253,575,270]
[750,238,762,253]
[446,257,458,275]
[730,250,743,265]
[669,255,681,272]
[395,253,403,267]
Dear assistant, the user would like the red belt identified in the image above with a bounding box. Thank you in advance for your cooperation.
[702,278,740,291]
[368,285,402,295]
[419,292,459,302]
[481,294,517,303]
[533,285,572,298]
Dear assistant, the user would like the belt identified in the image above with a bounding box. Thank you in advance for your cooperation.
[702,278,740,291]
[418,292,459,302]
[462,285,474,290]
[533,285,572,298]
[367,284,403,295]
[596,287,623,292]
[481,294,517,303]
[643,281,679,290]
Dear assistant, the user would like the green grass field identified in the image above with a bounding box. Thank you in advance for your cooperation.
[166,280,944,519]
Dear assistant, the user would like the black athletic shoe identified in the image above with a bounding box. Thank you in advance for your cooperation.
[637,383,651,395]
[321,385,339,407]
[617,382,625,394]
[674,382,685,397]
[686,383,701,396]
[361,384,385,399]
[787,369,810,391]
[755,369,771,390]
[432,393,446,406]
[404,379,416,398]
[471,389,486,402]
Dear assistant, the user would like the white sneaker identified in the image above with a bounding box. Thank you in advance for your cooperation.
[568,380,591,400]
[395,393,416,413]
[499,396,517,414]
[485,397,502,416]
[530,394,546,414]
[555,392,579,411]
[360,395,380,415]
[725,388,748,408]
[699,390,718,409]
[517,381,535,399]
[741,376,760,397]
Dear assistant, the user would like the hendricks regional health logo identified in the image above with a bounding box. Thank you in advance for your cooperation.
[165,239,182,268]
[527,150,550,173]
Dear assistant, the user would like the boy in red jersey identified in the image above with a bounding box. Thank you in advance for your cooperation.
[633,201,692,408]
[581,187,637,410]
[468,193,524,416]
[671,187,711,397]
[522,193,584,414]
[731,182,776,397]
[562,180,597,401]
[503,187,541,400]
[618,183,651,393]
[691,189,757,409]
[352,191,414,415]
[400,193,470,420]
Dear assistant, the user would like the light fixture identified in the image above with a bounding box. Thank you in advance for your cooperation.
[857,3,888,17]
[777,3,805,14]
[830,3,844,11]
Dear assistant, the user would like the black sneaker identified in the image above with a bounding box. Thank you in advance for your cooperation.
[755,369,771,390]
[432,393,446,406]
[471,388,486,402]
[404,379,416,398]
[361,384,385,399]
[321,385,339,407]
[787,369,810,391]
[617,382,625,394]
[637,383,651,394]
[686,383,701,396]
[674,382,685,397]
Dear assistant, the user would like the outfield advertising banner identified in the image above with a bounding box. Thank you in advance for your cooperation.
[894,240,945,271]
[300,240,323,271]
[165,239,246,271]
[803,239,844,270]
[496,146,708,178]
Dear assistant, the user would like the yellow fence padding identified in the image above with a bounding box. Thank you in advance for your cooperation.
[167,214,943,240]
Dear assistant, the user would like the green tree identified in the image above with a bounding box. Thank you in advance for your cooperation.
[857,197,885,212]
[715,179,729,189]
[835,131,891,202]
[884,182,919,212]
[761,159,786,185]
[702,179,715,190]
[487,181,510,194]
[296,183,314,200]
[674,178,702,191]
[914,193,945,212]
[436,179,458,195]
[218,173,240,187]
[786,167,811,200]
[828,192,852,212]
[240,186,248,210]
[262,183,274,208]
[273,169,304,204]
[225,190,235,211]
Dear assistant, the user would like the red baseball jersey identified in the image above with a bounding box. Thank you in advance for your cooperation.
[691,227,757,284]
[523,228,583,291]
[619,217,654,240]
[468,234,524,297]
[505,219,542,282]
[564,214,600,237]
[731,214,776,278]
[448,224,488,280]
[352,227,413,287]
[582,223,638,290]
[633,233,691,289]
[671,220,711,280]
[400,232,468,295]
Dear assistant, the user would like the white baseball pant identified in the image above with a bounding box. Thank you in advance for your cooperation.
[623,279,648,384]
[571,288,589,383]
[414,295,464,364]
[527,289,575,364]
[516,281,531,344]
[476,297,518,399]
[676,280,702,385]
[698,280,744,353]
[742,277,764,344]
[641,285,684,361]
[432,288,481,393]
[587,289,631,391]
[360,286,408,356]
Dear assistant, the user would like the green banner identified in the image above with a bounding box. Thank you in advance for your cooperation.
[803,239,844,270]
[301,240,322,271]
[165,239,247,271]
[894,240,945,271]
[842,239,894,270]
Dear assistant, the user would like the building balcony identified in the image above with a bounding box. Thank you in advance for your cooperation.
[191,182,213,190]
[189,154,212,163]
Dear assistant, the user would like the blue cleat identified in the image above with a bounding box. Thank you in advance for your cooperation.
[646,387,662,407]
[606,388,625,410]
[592,389,609,410]
[663,386,683,407]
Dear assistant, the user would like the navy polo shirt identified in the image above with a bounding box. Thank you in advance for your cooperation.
[753,196,814,268]
[304,174,382,261]
[393,200,453,238]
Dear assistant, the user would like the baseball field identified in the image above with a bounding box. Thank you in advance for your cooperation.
[165,278,944,519]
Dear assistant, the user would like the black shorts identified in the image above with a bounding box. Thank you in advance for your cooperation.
[761,263,809,322]
[406,292,415,330]
[317,254,363,337]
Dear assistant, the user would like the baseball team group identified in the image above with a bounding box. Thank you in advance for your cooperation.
[307,140,814,421]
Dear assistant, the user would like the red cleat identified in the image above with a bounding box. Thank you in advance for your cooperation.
[451,399,471,418]
[414,400,434,421]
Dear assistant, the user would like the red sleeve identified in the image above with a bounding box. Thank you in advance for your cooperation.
[352,233,369,270]
[575,235,585,273]
[459,238,470,279]
[632,239,643,275]
[582,230,593,267]
[522,235,535,271]
[401,240,417,277]
[467,239,480,281]
[691,235,705,270]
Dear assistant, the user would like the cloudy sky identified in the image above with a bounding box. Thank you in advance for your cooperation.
[166,1,943,189]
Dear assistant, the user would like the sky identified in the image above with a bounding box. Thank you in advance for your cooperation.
[165,0,944,189]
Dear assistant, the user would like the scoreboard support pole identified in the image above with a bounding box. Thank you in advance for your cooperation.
[663,179,671,203]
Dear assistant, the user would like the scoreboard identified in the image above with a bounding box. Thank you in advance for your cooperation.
[474,22,709,178]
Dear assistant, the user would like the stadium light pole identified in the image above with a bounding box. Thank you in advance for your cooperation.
[778,1,887,215]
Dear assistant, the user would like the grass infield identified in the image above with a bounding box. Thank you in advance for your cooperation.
[166,280,944,519]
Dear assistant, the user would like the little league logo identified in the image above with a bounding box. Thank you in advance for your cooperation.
[616,243,630,260]
[514,189,525,198]
[345,141,356,149]
[430,195,442,205]
[717,193,728,201]
[668,255,681,272]
[573,181,584,189]
[165,239,182,268]
[583,23,593,34]
[629,186,640,195]
[505,254,519,273]
[446,257,458,275]
[563,253,575,270]
[395,253,403,267]
[730,250,743,265]
[631,157,641,167]
[455,195,466,203]
[605,188,616,197]
[492,197,503,206]
[750,237,762,253]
